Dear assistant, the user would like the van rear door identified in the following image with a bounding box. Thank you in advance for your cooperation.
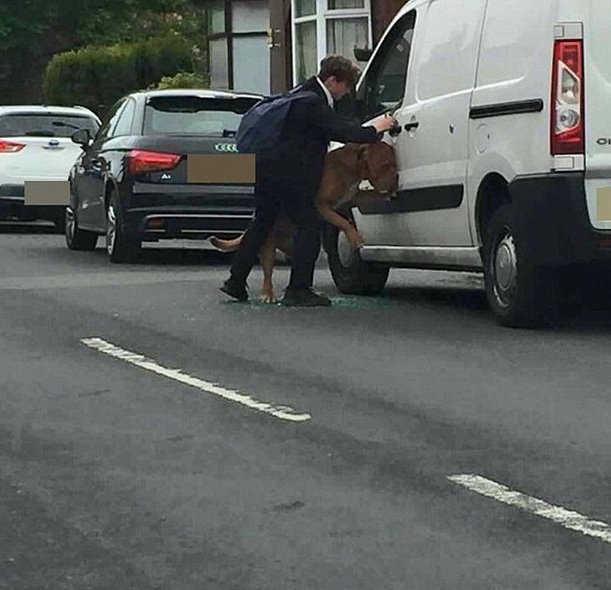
[582,1,611,229]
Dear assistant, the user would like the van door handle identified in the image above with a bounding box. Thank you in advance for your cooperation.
[388,124,402,137]
[404,121,420,132]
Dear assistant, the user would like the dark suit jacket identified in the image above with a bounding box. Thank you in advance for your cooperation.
[262,77,379,197]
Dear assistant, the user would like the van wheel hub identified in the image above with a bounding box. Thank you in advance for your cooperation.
[494,231,518,304]
[337,231,355,267]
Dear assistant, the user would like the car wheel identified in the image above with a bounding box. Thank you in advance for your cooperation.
[483,204,559,328]
[323,211,390,295]
[65,206,98,251]
[105,193,140,263]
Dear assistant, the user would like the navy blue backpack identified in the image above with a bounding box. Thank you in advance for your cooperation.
[236,87,318,156]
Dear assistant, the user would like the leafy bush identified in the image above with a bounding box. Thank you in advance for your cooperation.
[43,35,194,111]
[155,71,209,89]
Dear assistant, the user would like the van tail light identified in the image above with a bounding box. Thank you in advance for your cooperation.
[128,150,181,175]
[551,39,584,155]
[0,139,25,153]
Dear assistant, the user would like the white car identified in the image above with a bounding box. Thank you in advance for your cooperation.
[325,0,610,327]
[0,105,101,229]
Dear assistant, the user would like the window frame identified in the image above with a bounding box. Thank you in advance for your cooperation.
[207,0,270,91]
[290,0,372,85]
[356,9,416,119]
[111,98,137,138]
[95,98,127,142]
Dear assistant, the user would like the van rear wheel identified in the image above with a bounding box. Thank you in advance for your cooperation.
[324,214,389,295]
[484,204,559,328]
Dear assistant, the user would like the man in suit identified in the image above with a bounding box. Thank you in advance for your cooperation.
[221,55,397,307]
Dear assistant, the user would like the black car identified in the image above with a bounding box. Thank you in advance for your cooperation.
[65,89,262,262]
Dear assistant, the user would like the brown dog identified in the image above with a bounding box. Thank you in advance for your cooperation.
[211,141,397,302]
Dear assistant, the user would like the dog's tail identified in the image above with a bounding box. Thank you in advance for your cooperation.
[209,235,243,252]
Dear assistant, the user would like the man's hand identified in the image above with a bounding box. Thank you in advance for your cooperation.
[370,113,398,134]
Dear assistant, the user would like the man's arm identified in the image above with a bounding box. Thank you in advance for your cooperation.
[302,97,386,143]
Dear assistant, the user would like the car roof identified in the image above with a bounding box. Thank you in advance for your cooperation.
[134,88,264,101]
[0,105,100,120]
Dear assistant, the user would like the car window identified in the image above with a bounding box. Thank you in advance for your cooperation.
[360,11,416,117]
[143,96,259,136]
[112,99,137,137]
[95,99,127,141]
[0,113,99,138]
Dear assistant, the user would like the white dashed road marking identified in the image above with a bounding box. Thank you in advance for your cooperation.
[449,474,611,544]
[81,337,311,423]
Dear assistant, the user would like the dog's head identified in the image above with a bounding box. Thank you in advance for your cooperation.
[358,142,398,195]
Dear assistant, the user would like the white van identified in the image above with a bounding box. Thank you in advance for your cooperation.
[324,0,611,327]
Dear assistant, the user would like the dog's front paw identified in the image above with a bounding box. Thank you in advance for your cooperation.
[345,227,365,250]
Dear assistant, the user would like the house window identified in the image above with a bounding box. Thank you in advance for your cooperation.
[207,0,270,93]
[232,0,270,93]
[295,21,317,82]
[209,38,230,89]
[291,0,372,84]
[208,0,229,89]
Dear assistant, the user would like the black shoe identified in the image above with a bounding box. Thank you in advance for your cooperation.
[220,278,248,302]
[281,288,332,307]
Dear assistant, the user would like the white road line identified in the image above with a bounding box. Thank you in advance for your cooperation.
[448,474,611,544]
[81,337,311,423]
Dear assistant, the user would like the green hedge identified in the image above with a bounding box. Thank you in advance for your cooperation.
[155,71,209,90]
[43,35,194,112]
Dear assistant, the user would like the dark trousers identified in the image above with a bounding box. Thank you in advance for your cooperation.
[229,163,322,290]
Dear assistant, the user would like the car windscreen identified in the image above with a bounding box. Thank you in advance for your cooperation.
[143,96,259,136]
[0,114,99,138]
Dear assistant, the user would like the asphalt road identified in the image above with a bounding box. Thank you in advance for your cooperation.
[1,221,611,590]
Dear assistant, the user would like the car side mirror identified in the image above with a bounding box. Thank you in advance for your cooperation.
[71,128,92,148]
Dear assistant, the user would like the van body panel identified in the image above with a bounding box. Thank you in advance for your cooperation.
[360,0,487,247]
[347,0,611,282]
[467,0,557,248]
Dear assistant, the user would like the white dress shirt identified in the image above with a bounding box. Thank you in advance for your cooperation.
[315,76,334,108]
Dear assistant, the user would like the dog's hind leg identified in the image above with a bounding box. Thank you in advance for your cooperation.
[260,235,277,304]
[275,235,294,260]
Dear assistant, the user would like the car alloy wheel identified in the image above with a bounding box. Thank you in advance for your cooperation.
[104,193,140,263]
[65,206,98,251]
[66,207,76,244]
[106,202,117,256]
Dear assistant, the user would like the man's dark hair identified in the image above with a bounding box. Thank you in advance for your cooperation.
[318,55,361,87]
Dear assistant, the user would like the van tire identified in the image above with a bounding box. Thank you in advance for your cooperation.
[65,207,98,251]
[483,204,558,328]
[106,193,140,263]
[324,216,390,295]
